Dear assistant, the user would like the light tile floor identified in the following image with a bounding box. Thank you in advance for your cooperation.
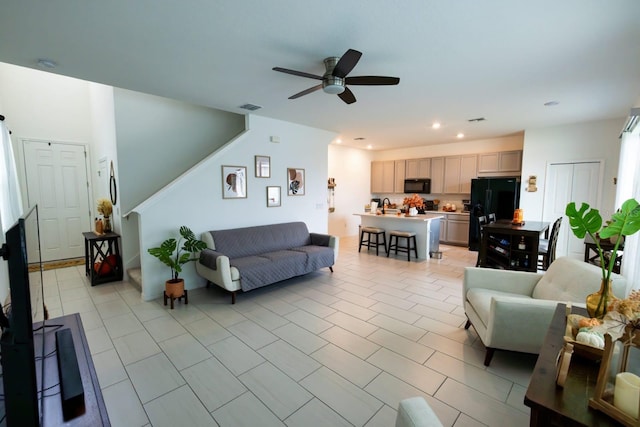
[43,236,537,427]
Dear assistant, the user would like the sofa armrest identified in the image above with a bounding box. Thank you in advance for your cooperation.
[196,249,236,290]
[486,297,562,353]
[310,233,339,264]
[463,267,542,297]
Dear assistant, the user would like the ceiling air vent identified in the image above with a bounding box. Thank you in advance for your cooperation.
[239,103,262,111]
[468,117,486,122]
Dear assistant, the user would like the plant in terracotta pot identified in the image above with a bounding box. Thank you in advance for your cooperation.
[147,226,207,307]
[565,198,640,318]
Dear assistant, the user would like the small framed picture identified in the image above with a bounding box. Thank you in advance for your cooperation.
[287,168,305,196]
[266,186,281,207]
[222,165,247,199]
[255,155,270,178]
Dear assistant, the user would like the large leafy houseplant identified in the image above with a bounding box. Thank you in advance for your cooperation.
[565,198,640,317]
[147,226,208,282]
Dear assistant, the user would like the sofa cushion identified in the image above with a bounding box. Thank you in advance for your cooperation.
[208,222,312,259]
[291,245,335,270]
[532,257,627,302]
[467,288,534,324]
[231,251,308,292]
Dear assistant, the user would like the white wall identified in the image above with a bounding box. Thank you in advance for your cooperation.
[134,115,336,300]
[520,117,625,221]
[328,144,373,237]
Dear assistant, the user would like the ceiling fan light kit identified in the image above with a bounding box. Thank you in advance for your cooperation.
[273,49,399,104]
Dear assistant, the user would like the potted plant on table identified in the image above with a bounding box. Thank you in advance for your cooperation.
[147,226,208,307]
[565,198,640,318]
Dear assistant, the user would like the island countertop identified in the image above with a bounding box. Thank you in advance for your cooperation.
[354,213,445,221]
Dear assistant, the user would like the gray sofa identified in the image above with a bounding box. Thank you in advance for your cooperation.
[196,222,339,303]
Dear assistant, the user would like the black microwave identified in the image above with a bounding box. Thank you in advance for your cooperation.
[404,178,431,194]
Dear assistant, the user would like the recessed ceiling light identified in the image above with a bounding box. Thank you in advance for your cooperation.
[544,101,559,107]
[37,58,57,69]
[366,144,373,149]
[432,122,441,129]
[457,133,464,139]
[335,139,342,144]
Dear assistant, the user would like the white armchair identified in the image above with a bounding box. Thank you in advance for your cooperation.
[463,256,628,366]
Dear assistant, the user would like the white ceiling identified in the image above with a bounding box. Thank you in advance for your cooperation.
[1,1,639,150]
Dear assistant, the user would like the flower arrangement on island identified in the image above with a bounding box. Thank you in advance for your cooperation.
[403,193,424,209]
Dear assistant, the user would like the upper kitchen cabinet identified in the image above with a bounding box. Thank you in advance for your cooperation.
[371,160,395,193]
[394,160,406,193]
[478,150,522,176]
[443,154,477,194]
[430,157,445,194]
[405,158,431,179]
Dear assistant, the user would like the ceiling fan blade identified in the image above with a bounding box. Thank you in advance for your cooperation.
[289,84,323,99]
[338,87,356,104]
[273,67,323,80]
[345,76,400,85]
[332,49,362,78]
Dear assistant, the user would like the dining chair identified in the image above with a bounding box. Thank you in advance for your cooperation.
[538,217,562,271]
[475,215,488,267]
[488,213,496,223]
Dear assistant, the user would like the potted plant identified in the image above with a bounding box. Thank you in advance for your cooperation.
[565,198,640,318]
[147,226,208,305]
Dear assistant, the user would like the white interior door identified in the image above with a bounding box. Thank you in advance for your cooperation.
[543,161,600,259]
[23,140,91,261]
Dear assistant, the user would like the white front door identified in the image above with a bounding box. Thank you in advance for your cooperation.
[543,161,600,259]
[23,140,91,261]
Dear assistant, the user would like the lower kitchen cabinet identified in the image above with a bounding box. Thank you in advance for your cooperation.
[439,214,470,246]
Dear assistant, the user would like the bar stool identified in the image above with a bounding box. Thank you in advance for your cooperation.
[359,227,387,256]
[387,230,418,261]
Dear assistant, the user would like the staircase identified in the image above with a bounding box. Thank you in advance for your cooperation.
[127,268,142,292]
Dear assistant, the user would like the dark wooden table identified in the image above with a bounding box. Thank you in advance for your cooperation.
[584,234,623,274]
[524,304,622,426]
[480,220,550,272]
[83,231,123,285]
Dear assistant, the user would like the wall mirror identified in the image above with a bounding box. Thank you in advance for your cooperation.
[255,155,270,178]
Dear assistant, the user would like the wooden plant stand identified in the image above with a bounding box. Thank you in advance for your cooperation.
[164,289,188,309]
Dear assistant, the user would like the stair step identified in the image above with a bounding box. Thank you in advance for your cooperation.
[127,268,142,292]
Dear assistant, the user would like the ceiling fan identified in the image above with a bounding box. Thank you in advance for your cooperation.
[272,49,400,104]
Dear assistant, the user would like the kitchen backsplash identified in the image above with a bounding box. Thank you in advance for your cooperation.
[373,193,466,212]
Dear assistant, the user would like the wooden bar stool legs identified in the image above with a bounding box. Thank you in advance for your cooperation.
[359,227,387,256]
[388,231,418,261]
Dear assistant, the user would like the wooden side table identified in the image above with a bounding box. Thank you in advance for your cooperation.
[82,231,123,286]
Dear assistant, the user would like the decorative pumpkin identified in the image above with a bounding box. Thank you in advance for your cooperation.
[576,329,605,348]
[578,317,602,328]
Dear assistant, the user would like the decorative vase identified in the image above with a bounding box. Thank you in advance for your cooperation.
[586,279,618,319]
[95,218,104,234]
[165,278,185,298]
[103,216,112,233]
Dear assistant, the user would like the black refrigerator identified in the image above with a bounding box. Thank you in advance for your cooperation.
[468,177,521,251]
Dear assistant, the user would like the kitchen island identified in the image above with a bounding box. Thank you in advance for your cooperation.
[354,213,443,259]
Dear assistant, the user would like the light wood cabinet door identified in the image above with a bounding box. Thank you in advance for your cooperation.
[478,151,522,175]
[371,161,395,193]
[447,217,470,245]
[459,154,477,194]
[444,156,461,193]
[478,153,500,173]
[405,158,430,178]
[500,151,522,172]
[394,160,406,193]
[440,215,447,242]
[431,157,445,194]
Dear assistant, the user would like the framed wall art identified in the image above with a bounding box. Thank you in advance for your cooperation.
[266,186,281,207]
[255,155,270,178]
[222,165,247,199]
[287,168,305,196]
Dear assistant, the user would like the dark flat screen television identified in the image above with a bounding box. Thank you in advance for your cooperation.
[0,205,46,426]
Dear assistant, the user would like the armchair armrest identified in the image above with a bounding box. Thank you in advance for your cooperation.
[463,267,542,297]
[486,298,562,353]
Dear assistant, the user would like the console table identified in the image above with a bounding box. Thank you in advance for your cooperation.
[524,304,619,426]
[479,220,550,272]
[83,231,123,286]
